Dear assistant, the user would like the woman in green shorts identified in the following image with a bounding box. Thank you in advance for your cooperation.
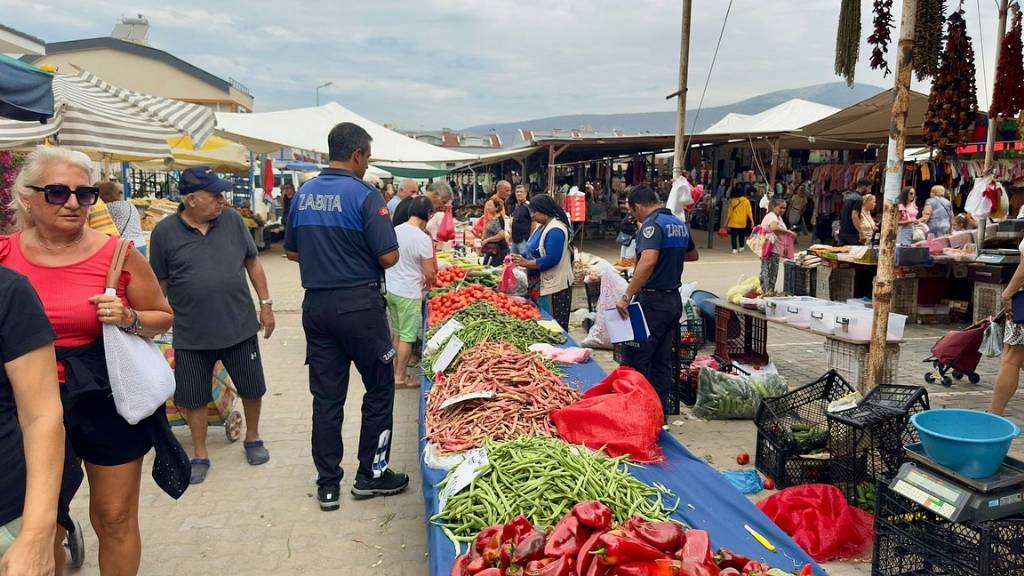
[385,197,437,387]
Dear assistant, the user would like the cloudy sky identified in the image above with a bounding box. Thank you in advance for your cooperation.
[2,0,1003,129]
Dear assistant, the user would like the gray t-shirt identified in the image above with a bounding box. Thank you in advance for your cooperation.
[150,207,260,350]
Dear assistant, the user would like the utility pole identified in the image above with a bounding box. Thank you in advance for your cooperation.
[977,0,1010,252]
[671,0,693,178]
[985,0,1011,172]
[868,0,918,391]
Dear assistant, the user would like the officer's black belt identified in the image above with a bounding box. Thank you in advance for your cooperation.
[639,288,678,294]
[308,282,381,292]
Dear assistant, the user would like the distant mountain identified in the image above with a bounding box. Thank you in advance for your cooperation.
[461,82,885,146]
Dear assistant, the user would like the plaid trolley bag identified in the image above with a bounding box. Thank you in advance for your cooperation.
[156,333,243,442]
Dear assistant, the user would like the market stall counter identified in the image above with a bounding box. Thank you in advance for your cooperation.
[417,312,825,576]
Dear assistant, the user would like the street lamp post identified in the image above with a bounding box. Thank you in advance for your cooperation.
[315,81,333,106]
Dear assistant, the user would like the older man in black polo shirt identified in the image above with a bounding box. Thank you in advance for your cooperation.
[150,166,276,485]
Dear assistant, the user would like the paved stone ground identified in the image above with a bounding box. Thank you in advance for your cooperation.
[61,236,1022,575]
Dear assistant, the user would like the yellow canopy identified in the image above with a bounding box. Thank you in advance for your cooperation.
[118,135,250,173]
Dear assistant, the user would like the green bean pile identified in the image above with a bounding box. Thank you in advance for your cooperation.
[422,301,566,379]
[431,436,678,543]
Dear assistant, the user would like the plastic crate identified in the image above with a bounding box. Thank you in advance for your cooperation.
[872,480,1024,576]
[754,370,854,488]
[783,261,817,297]
[973,282,1007,324]
[816,266,855,302]
[713,305,769,365]
[823,338,901,392]
[891,277,918,320]
[827,387,928,511]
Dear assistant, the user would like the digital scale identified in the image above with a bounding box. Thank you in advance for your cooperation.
[890,443,1024,523]
[975,249,1021,266]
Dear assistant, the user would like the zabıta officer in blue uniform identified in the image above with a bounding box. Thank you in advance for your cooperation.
[616,185,698,413]
[284,122,409,511]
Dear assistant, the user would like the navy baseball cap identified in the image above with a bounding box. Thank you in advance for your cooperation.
[179,166,234,195]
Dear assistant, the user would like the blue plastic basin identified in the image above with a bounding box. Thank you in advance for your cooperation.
[911,409,1020,479]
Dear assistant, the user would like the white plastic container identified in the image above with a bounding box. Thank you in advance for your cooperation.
[763,296,806,321]
[846,298,872,309]
[809,304,855,335]
[834,308,908,341]
[782,298,840,328]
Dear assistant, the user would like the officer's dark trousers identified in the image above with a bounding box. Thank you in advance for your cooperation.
[620,290,682,412]
[303,287,396,486]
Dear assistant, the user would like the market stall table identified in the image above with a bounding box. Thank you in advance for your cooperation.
[417,311,825,576]
[710,298,902,390]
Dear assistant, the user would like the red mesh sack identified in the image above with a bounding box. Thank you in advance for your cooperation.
[550,366,664,462]
[757,484,874,562]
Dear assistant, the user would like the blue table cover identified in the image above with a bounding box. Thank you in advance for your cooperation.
[418,322,824,576]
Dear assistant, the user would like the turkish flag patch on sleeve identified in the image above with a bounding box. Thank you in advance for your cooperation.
[379,207,390,216]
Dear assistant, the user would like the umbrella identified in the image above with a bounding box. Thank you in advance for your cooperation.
[0,68,214,158]
[126,135,251,173]
[0,54,53,122]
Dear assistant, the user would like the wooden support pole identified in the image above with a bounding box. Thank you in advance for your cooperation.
[546,144,571,194]
[672,0,693,178]
[985,0,1011,173]
[768,138,780,194]
[868,0,918,392]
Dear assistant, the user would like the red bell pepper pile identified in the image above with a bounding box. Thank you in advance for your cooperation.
[429,285,541,326]
[452,501,811,576]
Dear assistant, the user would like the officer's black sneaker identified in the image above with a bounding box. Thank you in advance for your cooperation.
[351,470,410,500]
[317,484,341,512]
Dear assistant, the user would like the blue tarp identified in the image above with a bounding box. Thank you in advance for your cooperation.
[417,321,825,576]
[0,54,53,122]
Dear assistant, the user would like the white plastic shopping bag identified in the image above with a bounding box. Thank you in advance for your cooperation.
[666,176,694,219]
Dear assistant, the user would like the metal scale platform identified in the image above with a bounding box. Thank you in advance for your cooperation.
[890,443,1024,523]
[975,249,1021,266]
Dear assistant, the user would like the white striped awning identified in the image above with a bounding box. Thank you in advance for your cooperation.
[0,69,216,159]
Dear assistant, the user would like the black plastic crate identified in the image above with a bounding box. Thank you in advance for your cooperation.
[783,261,817,297]
[862,384,930,415]
[677,357,748,408]
[872,481,1024,576]
[755,432,831,487]
[754,370,854,488]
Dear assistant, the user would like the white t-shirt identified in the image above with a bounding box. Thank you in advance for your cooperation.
[386,223,433,299]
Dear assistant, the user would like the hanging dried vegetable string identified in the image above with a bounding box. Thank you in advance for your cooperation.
[923,9,980,150]
[990,5,1024,119]
[835,0,861,86]
[868,0,895,75]
[913,0,946,81]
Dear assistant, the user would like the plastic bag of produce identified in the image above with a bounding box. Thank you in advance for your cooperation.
[551,366,665,462]
[498,256,518,293]
[581,262,628,349]
[437,205,456,242]
[692,368,787,420]
[981,319,1004,358]
[725,276,761,305]
[757,484,874,562]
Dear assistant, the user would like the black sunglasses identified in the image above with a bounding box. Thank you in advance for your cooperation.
[27,185,100,206]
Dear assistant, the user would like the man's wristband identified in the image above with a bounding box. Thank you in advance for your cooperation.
[621,294,632,303]
[260,298,273,307]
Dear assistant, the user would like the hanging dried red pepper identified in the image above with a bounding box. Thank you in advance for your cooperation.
[923,9,980,150]
[990,5,1024,119]
[913,0,947,81]
[868,0,895,76]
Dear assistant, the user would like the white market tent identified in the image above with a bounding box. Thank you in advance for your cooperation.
[215,102,474,164]
[699,99,840,137]
[778,89,933,149]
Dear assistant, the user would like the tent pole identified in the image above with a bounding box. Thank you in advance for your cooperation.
[868,0,918,392]
[248,151,256,209]
[979,0,1010,252]
[121,162,131,199]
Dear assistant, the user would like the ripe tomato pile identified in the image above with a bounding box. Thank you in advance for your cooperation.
[428,285,540,326]
[434,265,469,289]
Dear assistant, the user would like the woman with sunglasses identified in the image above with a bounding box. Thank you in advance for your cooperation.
[4,146,177,575]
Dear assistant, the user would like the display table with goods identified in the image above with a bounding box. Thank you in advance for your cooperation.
[711,298,903,391]
[417,277,824,576]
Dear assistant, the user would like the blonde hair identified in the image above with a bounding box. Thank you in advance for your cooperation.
[11,146,92,226]
[863,193,876,208]
[931,185,947,198]
[97,180,122,203]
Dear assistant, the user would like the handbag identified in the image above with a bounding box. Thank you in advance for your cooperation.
[615,231,634,246]
[102,240,176,425]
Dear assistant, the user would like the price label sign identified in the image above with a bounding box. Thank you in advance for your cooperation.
[438,448,489,512]
[425,319,463,355]
[431,335,464,375]
[439,390,495,410]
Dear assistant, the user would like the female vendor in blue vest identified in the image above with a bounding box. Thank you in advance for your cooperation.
[510,194,574,330]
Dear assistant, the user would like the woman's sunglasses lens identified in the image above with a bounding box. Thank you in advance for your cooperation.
[43,185,72,204]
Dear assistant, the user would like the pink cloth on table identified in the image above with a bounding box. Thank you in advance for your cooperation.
[529,344,592,364]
